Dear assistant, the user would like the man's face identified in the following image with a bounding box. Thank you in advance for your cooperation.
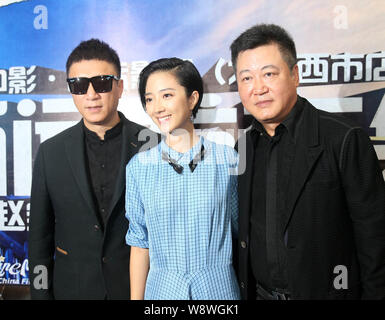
[236,44,299,135]
[68,59,123,131]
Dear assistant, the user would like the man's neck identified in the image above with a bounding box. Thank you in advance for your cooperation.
[261,96,298,137]
[84,114,121,140]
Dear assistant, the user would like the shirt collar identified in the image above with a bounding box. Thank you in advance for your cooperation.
[251,95,304,142]
[82,115,123,142]
[281,96,304,141]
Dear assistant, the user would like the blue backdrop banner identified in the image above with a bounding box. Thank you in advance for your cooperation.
[1,0,384,285]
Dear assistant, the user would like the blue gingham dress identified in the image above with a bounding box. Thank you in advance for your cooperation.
[125,136,240,300]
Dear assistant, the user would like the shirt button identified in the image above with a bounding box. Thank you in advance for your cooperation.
[240,241,247,249]
[102,257,107,263]
[101,164,105,168]
[101,208,105,213]
[94,224,100,231]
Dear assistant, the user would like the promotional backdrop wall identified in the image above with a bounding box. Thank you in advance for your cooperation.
[0,0,384,286]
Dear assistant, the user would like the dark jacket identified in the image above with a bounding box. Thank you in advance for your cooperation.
[237,96,385,300]
[29,113,158,299]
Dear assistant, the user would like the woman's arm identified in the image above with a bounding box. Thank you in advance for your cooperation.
[130,246,150,300]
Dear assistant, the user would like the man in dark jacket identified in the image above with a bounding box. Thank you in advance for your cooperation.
[231,24,385,300]
[29,39,157,299]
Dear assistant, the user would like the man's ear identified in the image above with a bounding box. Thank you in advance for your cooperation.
[117,79,124,98]
[291,64,299,87]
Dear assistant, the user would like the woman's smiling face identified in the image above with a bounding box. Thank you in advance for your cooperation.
[144,71,198,134]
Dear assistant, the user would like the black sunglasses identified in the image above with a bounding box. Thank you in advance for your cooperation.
[66,75,120,95]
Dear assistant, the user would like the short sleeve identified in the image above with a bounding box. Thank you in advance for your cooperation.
[125,159,149,249]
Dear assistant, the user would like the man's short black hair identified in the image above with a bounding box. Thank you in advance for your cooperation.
[66,39,121,77]
[138,58,203,118]
[230,24,297,73]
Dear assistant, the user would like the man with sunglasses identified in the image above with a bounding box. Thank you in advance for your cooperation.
[29,39,157,299]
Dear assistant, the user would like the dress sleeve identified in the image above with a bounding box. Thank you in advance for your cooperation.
[125,159,149,249]
[227,147,239,238]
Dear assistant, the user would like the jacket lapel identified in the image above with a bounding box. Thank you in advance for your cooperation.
[107,115,142,219]
[238,129,256,237]
[283,103,323,233]
[64,122,97,214]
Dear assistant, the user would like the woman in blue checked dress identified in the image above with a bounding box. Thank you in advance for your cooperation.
[125,58,240,300]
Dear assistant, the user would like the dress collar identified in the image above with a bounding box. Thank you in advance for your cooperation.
[160,135,204,164]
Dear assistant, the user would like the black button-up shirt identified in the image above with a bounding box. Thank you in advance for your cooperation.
[83,120,123,227]
[249,98,304,291]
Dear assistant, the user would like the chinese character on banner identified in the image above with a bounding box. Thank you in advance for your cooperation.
[331,53,364,82]
[8,66,37,94]
[365,52,385,81]
[297,54,329,84]
[0,69,7,93]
